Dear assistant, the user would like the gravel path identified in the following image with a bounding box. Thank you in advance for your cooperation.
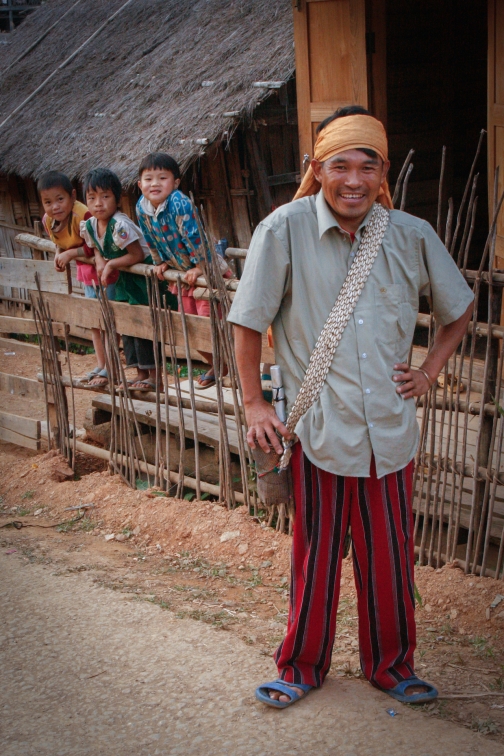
[1,548,502,756]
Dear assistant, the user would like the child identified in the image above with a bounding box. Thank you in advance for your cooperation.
[80,168,176,391]
[38,170,115,385]
[136,152,228,389]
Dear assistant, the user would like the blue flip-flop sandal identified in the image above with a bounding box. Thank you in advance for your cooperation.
[255,679,313,709]
[197,371,216,389]
[384,676,438,704]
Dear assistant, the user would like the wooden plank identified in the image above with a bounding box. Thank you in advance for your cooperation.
[267,172,300,187]
[0,336,40,355]
[0,426,40,451]
[245,131,273,220]
[293,0,313,168]
[489,0,504,275]
[0,257,68,294]
[368,0,387,127]
[0,220,35,234]
[38,292,275,363]
[0,371,46,401]
[0,410,40,439]
[225,139,252,248]
[293,0,368,162]
[0,315,66,337]
[92,394,244,455]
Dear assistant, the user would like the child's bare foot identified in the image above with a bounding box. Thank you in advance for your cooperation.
[88,368,108,387]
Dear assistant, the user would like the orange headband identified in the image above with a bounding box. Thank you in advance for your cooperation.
[294,114,393,208]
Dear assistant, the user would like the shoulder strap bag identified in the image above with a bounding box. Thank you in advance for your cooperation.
[252,202,390,509]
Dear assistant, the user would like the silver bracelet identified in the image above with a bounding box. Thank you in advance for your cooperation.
[417,367,433,387]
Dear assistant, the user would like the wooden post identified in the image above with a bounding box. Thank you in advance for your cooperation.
[293,0,368,165]
[488,0,504,274]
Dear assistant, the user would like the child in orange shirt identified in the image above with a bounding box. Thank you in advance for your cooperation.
[38,171,117,385]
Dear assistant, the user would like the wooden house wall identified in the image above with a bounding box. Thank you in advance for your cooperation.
[0,82,299,303]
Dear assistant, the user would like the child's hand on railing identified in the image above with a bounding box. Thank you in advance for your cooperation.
[54,248,78,272]
[153,262,169,281]
[184,265,202,286]
[101,261,114,285]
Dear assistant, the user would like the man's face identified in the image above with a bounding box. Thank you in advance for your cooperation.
[311,149,390,229]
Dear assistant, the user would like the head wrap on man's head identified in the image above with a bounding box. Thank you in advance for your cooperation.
[294,114,393,209]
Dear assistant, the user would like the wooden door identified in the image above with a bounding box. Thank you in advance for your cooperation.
[489,0,504,266]
[293,0,368,168]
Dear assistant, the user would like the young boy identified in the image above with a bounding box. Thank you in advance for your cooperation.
[136,152,226,388]
[38,170,115,385]
[80,168,176,390]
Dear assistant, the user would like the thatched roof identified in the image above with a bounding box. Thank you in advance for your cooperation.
[0,0,294,183]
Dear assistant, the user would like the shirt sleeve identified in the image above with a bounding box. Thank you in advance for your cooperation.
[42,214,51,238]
[418,221,474,326]
[227,221,290,333]
[171,193,205,265]
[136,210,162,264]
[112,217,142,250]
[79,220,96,250]
[82,211,94,257]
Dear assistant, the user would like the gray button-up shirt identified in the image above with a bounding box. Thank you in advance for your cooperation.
[228,191,474,478]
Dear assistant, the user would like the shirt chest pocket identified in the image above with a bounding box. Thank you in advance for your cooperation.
[373,284,411,346]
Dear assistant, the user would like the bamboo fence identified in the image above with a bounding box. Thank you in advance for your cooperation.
[2,141,504,577]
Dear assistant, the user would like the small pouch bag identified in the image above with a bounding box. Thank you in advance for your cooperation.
[252,439,293,510]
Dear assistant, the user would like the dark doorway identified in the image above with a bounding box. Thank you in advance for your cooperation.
[385,0,488,268]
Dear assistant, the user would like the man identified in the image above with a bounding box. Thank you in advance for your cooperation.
[228,106,474,709]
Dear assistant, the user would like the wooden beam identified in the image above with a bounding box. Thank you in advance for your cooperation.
[38,292,275,363]
[0,257,68,294]
[92,393,244,455]
[0,336,40,355]
[13,235,240,291]
[0,371,46,401]
[0,426,40,450]
[0,220,35,234]
[0,410,40,439]
[72,439,245,503]
[0,315,66,337]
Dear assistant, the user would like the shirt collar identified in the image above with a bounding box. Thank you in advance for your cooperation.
[316,190,375,241]
[139,195,168,218]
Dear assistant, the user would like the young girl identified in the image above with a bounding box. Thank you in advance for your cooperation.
[80,168,175,390]
[38,170,115,385]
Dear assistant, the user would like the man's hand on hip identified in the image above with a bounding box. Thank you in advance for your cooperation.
[245,398,291,455]
[393,363,431,399]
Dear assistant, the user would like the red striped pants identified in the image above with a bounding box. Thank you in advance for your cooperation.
[275,444,416,690]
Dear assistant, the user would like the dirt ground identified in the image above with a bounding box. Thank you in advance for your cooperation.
[1,441,504,746]
[2,339,504,744]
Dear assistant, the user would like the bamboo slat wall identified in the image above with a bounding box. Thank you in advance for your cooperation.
[2,138,504,578]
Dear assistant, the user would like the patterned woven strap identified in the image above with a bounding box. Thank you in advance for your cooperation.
[284,203,390,437]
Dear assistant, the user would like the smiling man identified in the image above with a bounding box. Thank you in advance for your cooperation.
[228,106,474,709]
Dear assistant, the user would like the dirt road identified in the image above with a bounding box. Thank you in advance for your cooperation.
[1,546,502,756]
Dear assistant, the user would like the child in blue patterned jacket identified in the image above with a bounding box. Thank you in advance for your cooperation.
[136,152,228,388]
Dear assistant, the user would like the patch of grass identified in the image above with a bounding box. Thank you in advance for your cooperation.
[244,568,263,588]
[414,583,423,607]
[470,718,500,735]
[79,518,96,532]
[165,361,206,379]
[491,676,504,691]
[21,491,35,500]
[470,635,496,658]
[17,507,33,516]
[146,596,171,611]
[175,608,232,629]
